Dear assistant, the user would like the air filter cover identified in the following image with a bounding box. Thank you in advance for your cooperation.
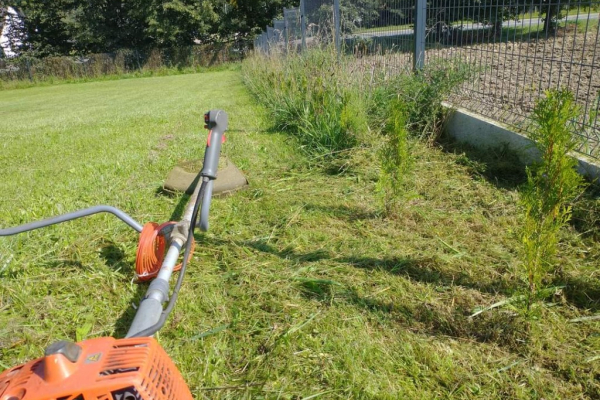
[0,336,193,400]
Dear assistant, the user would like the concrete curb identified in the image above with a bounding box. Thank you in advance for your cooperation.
[442,102,600,183]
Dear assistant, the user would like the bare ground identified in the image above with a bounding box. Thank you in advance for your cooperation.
[365,26,600,158]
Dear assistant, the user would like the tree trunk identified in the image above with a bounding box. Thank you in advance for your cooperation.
[543,5,558,38]
[493,20,503,39]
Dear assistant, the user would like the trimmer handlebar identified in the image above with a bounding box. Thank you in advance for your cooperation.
[201,109,228,179]
[127,109,228,337]
[198,109,228,232]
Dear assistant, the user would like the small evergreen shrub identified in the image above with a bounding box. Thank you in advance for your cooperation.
[378,96,412,214]
[520,89,587,306]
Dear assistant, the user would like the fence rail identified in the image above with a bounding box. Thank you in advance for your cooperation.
[255,0,600,160]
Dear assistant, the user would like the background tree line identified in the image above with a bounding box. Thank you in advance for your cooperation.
[0,0,297,57]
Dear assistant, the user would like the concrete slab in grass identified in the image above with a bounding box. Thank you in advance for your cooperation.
[164,157,248,196]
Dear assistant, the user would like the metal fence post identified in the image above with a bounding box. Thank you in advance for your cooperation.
[26,58,33,81]
[267,26,273,54]
[334,0,341,57]
[283,9,289,53]
[300,0,307,51]
[413,0,426,71]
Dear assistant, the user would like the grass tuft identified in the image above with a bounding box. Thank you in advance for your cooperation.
[242,48,371,159]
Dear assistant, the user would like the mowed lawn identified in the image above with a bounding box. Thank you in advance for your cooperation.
[1,71,600,399]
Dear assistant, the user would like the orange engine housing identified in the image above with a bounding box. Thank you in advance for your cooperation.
[0,336,193,400]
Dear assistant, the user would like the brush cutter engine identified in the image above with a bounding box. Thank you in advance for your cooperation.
[0,337,193,400]
[0,110,229,400]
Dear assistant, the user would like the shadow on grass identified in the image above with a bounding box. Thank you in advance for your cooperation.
[304,203,381,221]
[345,286,530,349]
[97,241,148,337]
[437,136,527,189]
[559,276,600,312]
[42,259,85,270]
[242,238,515,296]
[99,241,130,272]
[251,234,596,348]
[346,256,516,296]
[154,186,192,222]
[112,283,147,338]
[246,239,331,263]
[294,271,529,350]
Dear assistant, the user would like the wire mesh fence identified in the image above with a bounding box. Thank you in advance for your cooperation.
[284,7,303,51]
[429,0,600,158]
[255,0,600,160]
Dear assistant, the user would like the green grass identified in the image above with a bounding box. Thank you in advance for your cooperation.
[354,23,412,34]
[0,63,240,91]
[496,18,599,42]
[1,71,600,399]
[560,18,600,31]
[520,6,600,20]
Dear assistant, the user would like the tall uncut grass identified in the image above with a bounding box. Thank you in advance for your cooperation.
[242,47,372,157]
[242,47,471,157]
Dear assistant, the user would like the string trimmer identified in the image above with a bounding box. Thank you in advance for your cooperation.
[0,109,229,400]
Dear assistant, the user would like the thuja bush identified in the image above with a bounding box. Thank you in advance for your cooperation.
[242,48,368,157]
[520,89,587,305]
[377,96,412,214]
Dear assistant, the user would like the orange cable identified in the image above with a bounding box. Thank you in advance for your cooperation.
[135,221,195,282]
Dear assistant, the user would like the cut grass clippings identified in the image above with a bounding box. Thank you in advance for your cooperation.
[0,70,599,399]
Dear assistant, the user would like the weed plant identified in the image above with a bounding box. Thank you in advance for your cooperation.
[520,89,587,305]
[380,60,473,142]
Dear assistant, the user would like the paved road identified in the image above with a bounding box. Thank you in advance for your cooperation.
[355,13,599,39]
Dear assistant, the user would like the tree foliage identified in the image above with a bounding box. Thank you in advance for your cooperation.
[6,0,296,56]
[11,0,74,56]
[216,0,298,40]
[0,3,26,57]
[146,0,218,47]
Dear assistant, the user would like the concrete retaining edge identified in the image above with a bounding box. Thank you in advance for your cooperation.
[442,102,600,183]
